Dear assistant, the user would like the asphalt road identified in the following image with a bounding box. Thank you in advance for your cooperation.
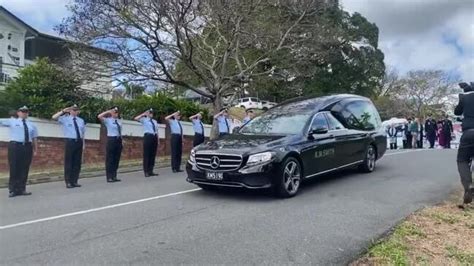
[0,149,461,265]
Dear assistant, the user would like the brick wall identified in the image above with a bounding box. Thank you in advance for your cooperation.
[0,134,196,173]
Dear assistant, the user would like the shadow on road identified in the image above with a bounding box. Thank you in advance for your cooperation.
[191,165,390,201]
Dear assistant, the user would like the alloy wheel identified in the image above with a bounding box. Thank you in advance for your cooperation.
[283,161,301,194]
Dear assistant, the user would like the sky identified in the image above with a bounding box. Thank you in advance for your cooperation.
[1,0,473,81]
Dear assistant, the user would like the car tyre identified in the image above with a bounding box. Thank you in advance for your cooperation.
[359,144,376,173]
[274,157,302,198]
[240,105,246,109]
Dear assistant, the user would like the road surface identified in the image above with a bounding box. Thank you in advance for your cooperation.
[0,149,461,265]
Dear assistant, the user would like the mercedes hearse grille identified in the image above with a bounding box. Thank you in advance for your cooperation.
[195,153,243,172]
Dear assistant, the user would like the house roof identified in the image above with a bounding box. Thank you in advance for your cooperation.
[0,5,38,37]
[0,5,115,56]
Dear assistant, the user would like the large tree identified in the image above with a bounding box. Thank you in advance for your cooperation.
[59,0,333,129]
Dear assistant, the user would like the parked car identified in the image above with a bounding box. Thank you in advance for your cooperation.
[234,97,262,110]
[261,100,277,110]
[186,94,387,198]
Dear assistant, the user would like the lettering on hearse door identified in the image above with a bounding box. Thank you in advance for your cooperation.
[315,148,335,158]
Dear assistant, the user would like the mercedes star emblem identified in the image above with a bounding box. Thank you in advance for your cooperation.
[210,156,220,169]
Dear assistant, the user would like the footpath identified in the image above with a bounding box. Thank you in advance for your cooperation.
[0,155,187,188]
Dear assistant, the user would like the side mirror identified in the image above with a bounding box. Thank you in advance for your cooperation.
[232,127,240,133]
[310,126,329,135]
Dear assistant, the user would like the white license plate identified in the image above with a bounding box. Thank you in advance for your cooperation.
[206,172,223,180]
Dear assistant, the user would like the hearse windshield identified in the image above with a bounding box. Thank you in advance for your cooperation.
[239,111,312,135]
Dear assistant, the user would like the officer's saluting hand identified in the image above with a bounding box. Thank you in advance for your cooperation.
[0,106,38,198]
[52,104,86,189]
[98,107,123,183]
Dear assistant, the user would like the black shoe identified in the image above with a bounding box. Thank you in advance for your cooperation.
[8,192,16,198]
[66,183,74,189]
[113,178,121,182]
[149,172,158,176]
[18,191,32,196]
[175,169,183,173]
[464,190,473,204]
[73,183,82,188]
[107,179,115,183]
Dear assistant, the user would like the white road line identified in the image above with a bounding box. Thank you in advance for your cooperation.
[0,188,201,230]
[0,149,441,230]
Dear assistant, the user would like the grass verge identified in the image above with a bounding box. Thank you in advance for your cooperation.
[352,196,474,266]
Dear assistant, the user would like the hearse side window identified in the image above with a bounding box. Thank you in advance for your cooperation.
[342,101,381,131]
[310,113,329,130]
[250,98,258,102]
[242,98,249,102]
[325,113,344,130]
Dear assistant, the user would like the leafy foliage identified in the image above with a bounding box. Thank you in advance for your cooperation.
[0,59,209,124]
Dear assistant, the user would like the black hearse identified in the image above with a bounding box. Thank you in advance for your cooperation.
[186,94,387,197]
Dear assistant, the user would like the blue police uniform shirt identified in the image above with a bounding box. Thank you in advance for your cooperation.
[103,117,123,137]
[139,117,159,135]
[0,118,38,142]
[242,116,251,124]
[192,118,204,135]
[58,115,86,139]
[169,119,183,135]
[217,116,231,133]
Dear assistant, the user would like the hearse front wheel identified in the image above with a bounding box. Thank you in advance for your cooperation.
[274,157,302,198]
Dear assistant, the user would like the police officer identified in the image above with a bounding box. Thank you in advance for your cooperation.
[242,109,255,124]
[52,105,86,188]
[98,107,123,183]
[165,111,183,173]
[0,106,38,197]
[189,112,205,147]
[134,108,159,177]
[424,114,437,149]
[214,108,232,137]
[454,82,474,206]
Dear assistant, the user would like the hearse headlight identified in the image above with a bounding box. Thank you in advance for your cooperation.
[189,149,196,163]
[247,152,274,166]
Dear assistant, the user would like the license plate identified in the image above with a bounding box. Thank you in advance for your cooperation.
[206,172,223,180]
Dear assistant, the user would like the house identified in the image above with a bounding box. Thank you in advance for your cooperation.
[0,6,114,99]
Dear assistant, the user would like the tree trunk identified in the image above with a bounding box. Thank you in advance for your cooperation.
[210,94,223,140]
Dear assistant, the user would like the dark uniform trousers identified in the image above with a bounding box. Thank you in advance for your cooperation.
[8,142,33,193]
[427,132,436,148]
[193,133,205,147]
[457,129,474,195]
[106,137,123,180]
[171,134,182,171]
[143,134,158,174]
[64,139,83,185]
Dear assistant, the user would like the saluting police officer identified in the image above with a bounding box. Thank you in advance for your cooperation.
[242,109,255,124]
[98,107,123,183]
[134,108,160,177]
[214,108,232,137]
[52,105,86,189]
[165,111,183,173]
[189,112,205,147]
[0,106,38,197]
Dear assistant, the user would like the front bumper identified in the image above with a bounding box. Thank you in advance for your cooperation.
[186,161,277,189]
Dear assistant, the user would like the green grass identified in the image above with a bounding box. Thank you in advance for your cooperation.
[429,212,461,224]
[446,246,474,265]
[367,222,425,266]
